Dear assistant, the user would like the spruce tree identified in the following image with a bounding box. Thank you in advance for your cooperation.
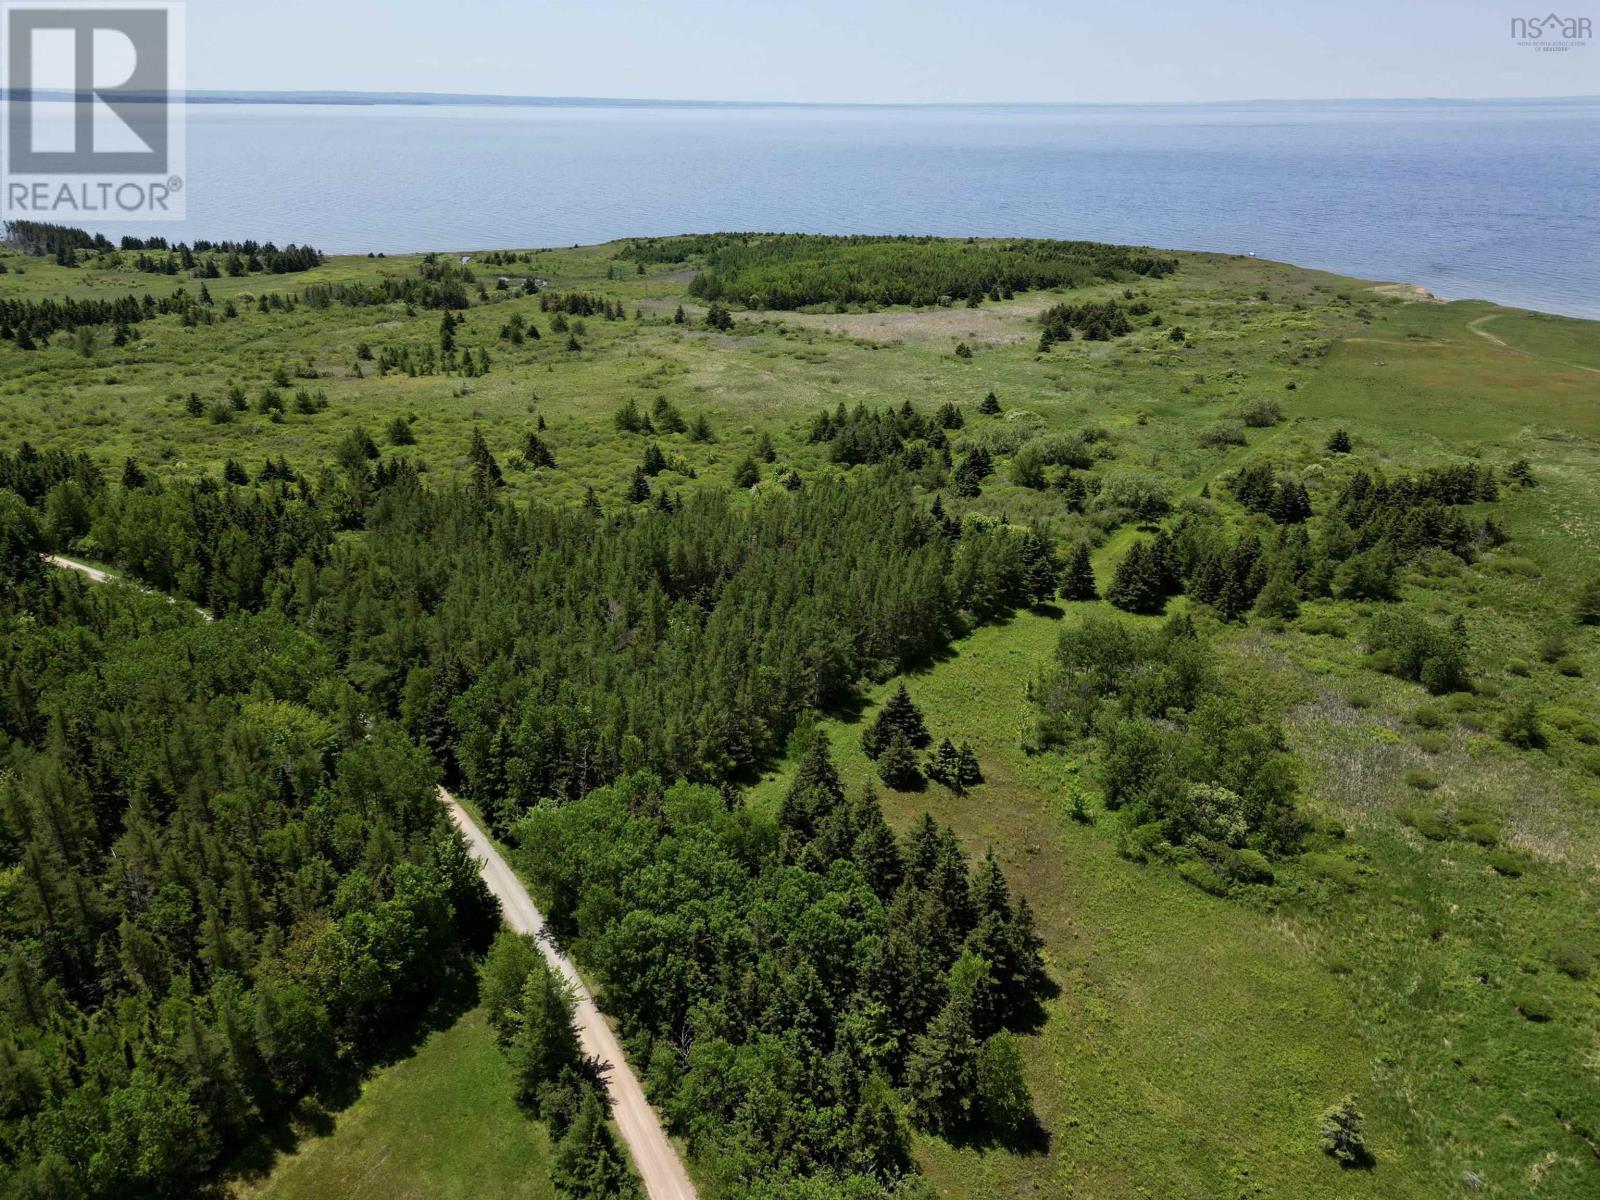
[1106,541,1162,614]
[956,742,982,787]
[1019,526,1062,604]
[862,683,930,758]
[625,467,651,504]
[732,455,760,489]
[877,731,923,790]
[468,428,503,494]
[978,391,1001,415]
[551,1090,639,1198]
[1060,542,1097,600]
[523,433,556,469]
[1327,427,1352,453]
[926,738,964,790]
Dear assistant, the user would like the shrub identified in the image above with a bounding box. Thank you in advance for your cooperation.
[1300,852,1361,890]
[1177,858,1229,896]
[1410,704,1447,730]
[1366,610,1468,694]
[1550,941,1592,981]
[1401,807,1450,841]
[1319,1098,1369,1166]
[1237,399,1284,428]
[1198,422,1247,448]
[1512,992,1555,1022]
[1486,850,1525,877]
[1576,576,1600,625]
[1500,702,1546,750]
[1403,768,1438,791]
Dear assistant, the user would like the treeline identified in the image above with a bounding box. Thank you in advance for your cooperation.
[0,573,497,1200]
[3,222,114,257]
[0,289,199,349]
[2,223,323,273]
[129,243,322,277]
[515,746,1048,1195]
[9,441,1048,831]
[685,234,1178,310]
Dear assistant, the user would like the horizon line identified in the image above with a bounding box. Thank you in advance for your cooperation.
[6,88,1598,109]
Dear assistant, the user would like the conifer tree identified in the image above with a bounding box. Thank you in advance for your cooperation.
[877,731,923,790]
[978,391,1001,415]
[1019,526,1062,603]
[1327,427,1352,453]
[926,738,965,790]
[523,433,556,469]
[625,468,651,504]
[1106,541,1163,614]
[1060,542,1097,600]
[862,683,930,758]
[468,427,503,495]
[956,742,982,787]
[387,416,417,446]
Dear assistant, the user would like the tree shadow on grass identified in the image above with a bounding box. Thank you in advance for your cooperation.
[943,1111,1053,1157]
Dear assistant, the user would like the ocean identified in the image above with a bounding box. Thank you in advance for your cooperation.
[66,97,1600,318]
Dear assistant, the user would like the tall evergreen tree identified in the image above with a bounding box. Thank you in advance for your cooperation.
[1060,542,1098,600]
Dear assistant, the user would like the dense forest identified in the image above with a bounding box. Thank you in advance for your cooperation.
[0,569,497,1198]
[679,234,1177,309]
[2,425,1054,1198]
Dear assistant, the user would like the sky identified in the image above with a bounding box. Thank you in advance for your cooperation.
[194,0,1595,103]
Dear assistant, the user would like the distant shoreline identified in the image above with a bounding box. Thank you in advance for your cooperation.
[4,89,1597,110]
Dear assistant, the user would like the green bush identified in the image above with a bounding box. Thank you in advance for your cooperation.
[1410,704,1447,729]
[1512,992,1555,1023]
[1500,701,1546,750]
[1549,941,1592,981]
[1177,858,1229,896]
[1403,768,1439,791]
[1486,850,1525,877]
[1300,852,1361,890]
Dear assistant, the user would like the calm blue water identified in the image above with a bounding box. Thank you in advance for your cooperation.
[79,98,1600,318]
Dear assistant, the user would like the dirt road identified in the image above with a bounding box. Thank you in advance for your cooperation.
[440,789,698,1200]
[45,554,214,621]
[42,552,693,1197]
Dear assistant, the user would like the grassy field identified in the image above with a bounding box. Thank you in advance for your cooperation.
[227,1007,554,1200]
[5,234,1597,1199]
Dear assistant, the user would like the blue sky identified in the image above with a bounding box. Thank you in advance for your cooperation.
[197,1,1595,102]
